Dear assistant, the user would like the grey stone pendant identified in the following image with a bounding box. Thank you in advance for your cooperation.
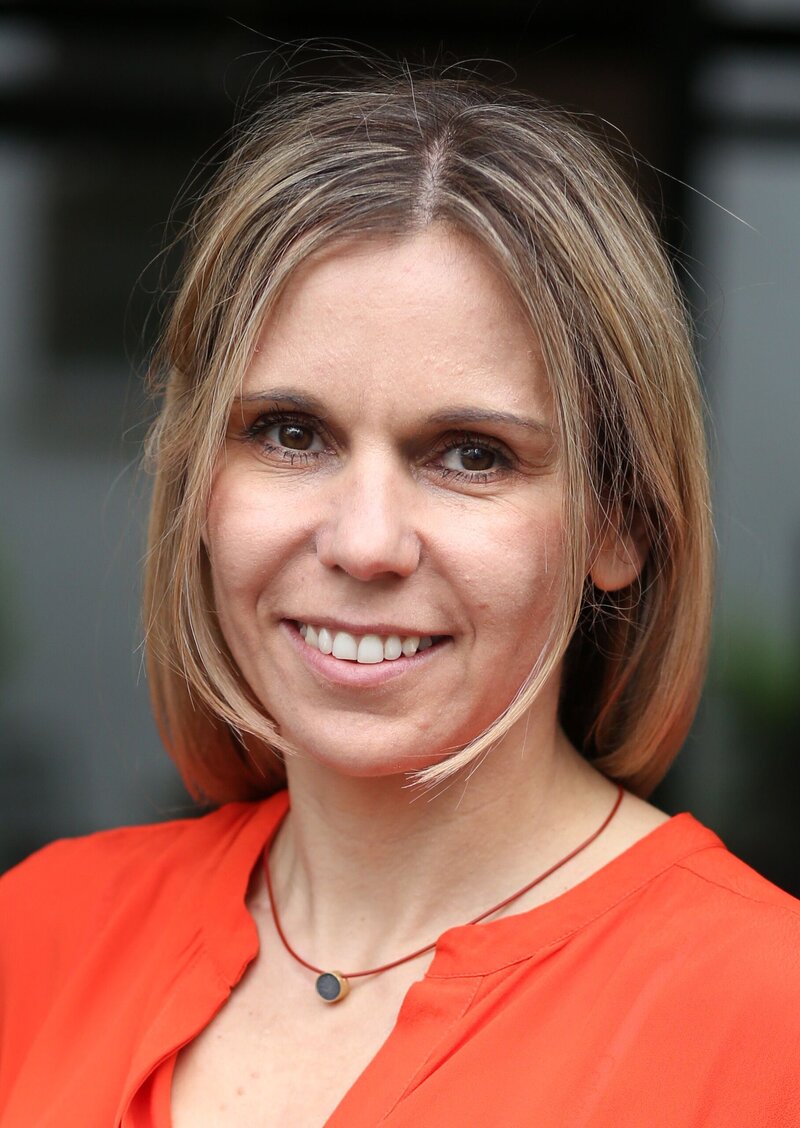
[315,971,350,1003]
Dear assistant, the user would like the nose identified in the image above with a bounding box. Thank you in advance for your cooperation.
[315,457,421,581]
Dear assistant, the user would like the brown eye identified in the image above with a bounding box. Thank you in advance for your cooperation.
[249,416,326,457]
[442,444,498,473]
[460,446,495,471]
[277,423,314,450]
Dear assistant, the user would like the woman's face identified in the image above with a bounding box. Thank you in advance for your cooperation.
[205,226,569,777]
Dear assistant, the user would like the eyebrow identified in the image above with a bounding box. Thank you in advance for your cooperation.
[426,407,555,436]
[234,390,328,413]
[235,390,554,436]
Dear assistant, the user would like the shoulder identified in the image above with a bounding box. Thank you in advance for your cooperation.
[664,821,800,927]
[0,795,285,973]
[633,832,800,1110]
[2,802,250,900]
[670,831,800,961]
[0,795,286,1117]
[628,818,800,1016]
[561,810,800,1028]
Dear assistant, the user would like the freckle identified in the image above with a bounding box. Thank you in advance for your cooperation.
[237,1086,245,1096]
[250,1070,260,1079]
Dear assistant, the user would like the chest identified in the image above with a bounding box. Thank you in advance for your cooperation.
[170,947,431,1128]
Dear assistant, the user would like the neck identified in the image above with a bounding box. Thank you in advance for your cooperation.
[268,715,618,971]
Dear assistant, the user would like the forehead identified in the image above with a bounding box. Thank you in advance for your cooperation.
[243,226,552,421]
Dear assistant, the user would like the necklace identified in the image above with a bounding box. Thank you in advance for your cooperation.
[264,784,624,1003]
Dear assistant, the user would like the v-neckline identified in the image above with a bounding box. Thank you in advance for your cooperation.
[150,791,721,1127]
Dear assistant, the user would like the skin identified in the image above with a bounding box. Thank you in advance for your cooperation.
[173,226,665,1126]
[210,229,567,775]
[204,225,636,778]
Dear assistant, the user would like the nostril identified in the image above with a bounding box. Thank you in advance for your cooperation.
[314,507,421,581]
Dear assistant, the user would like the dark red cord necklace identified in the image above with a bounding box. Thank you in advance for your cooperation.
[264,784,624,1003]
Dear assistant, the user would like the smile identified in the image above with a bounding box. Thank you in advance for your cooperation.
[297,622,443,664]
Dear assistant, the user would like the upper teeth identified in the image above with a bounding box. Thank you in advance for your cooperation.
[298,623,434,664]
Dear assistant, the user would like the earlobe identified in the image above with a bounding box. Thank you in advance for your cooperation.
[589,513,649,593]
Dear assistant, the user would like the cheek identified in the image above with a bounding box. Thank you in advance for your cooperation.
[444,506,565,633]
[204,475,290,611]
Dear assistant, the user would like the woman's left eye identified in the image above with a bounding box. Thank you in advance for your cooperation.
[439,443,504,475]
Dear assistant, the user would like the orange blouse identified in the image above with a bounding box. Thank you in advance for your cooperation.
[1,791,799,1127]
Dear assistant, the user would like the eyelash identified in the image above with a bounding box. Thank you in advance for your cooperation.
[243,412,330,465]
[241,411,515,484]
[434,437,514,483]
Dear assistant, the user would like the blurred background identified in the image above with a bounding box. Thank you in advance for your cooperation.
[1,1,798,891]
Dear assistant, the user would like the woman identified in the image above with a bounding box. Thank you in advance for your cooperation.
[1,72,799,1127]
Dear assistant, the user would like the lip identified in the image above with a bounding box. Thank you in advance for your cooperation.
[280,619,451,688]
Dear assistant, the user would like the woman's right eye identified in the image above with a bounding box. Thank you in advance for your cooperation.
[247,415,327,456]
[267,421,320,451]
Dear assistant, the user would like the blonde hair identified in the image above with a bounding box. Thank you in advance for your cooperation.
[144,71,713,803]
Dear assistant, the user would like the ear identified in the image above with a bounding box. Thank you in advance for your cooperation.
[589,510,649,593]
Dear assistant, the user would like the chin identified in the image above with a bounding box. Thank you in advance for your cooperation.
[281,729,456,780]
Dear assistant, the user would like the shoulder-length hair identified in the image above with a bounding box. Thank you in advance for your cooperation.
[143,71,713,803]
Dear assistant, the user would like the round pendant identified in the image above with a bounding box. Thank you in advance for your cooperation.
[315,971,350,1003]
